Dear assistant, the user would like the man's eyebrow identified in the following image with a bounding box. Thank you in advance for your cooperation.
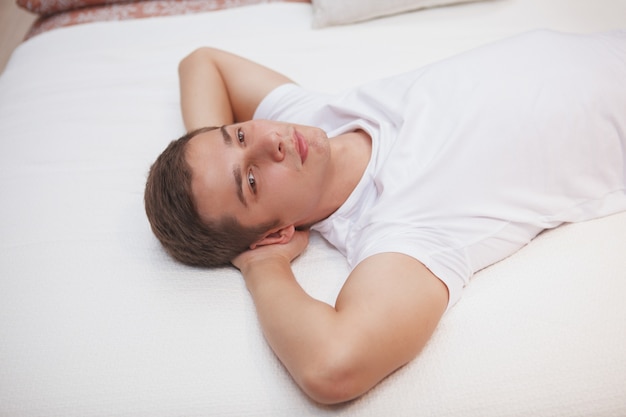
[233,165,248,208]
[219,125,247,207]
[220,125,232,145]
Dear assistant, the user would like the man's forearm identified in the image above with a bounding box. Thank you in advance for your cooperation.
[242,259,342,395]
[178,48,234,131]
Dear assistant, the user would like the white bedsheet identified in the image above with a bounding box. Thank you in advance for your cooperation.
[1,1,625,416]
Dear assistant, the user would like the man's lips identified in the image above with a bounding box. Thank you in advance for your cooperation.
[294,130,308,164]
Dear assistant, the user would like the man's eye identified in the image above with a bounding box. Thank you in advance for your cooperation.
[237,129,245,143]
[247,171,256,191]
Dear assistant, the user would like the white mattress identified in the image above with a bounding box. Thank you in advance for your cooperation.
[1,1,625,416]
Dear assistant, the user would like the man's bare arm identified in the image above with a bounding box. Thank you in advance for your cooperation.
[178,47,294,131]
[233,234,448,404]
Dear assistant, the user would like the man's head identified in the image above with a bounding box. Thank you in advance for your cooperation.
[144,127,277,267]
[144,120,331,267]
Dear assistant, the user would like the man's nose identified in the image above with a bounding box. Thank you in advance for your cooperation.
[263,132,285,162]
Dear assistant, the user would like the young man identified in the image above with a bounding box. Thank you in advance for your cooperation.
[145,30,626,404]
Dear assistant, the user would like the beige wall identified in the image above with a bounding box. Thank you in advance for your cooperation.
[0,0,37,73]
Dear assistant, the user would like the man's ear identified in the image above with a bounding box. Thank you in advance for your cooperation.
[250,225,295,249]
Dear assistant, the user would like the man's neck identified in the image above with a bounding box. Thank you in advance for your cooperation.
[307,129,372,226]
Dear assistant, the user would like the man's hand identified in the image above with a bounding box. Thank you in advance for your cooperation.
[231,229,310,272]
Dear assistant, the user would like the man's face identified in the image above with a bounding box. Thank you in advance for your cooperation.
[186,120,331,234]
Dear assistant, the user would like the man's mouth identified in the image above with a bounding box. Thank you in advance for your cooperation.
[294,130,308,164]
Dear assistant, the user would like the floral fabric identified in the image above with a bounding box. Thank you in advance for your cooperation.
[22,0,310,39]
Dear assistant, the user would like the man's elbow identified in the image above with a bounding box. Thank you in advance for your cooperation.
[178,47,212,73]
[297,353,369,405]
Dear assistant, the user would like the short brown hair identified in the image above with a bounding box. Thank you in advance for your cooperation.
[144,127,278,267]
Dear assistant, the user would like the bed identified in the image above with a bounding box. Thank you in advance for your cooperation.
[1,0,625,415]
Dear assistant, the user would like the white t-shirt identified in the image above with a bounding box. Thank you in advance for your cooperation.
[254,30,626,307]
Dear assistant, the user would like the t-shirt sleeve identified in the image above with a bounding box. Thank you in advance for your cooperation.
[253,83,333,127]
[351,222,471,311]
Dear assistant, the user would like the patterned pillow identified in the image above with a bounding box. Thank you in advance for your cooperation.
[18,0,132,15]
[18,0,309,16]
[20,0,311,39]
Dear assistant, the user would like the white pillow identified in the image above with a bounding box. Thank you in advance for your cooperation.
[311,0,482,28]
